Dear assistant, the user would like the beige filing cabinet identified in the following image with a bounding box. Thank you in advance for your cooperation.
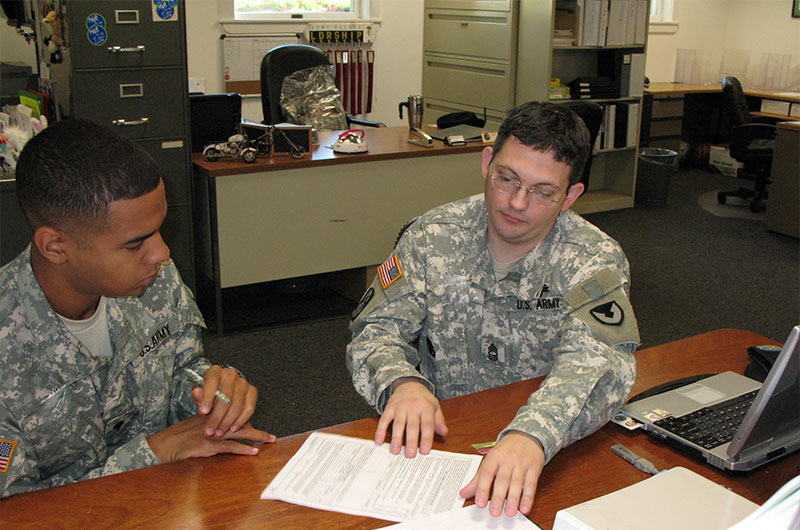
[422,0,520,129]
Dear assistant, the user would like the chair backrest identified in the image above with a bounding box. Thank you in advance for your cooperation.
[722,76,752,126]
[560,101,604,189]
[260,44,331,124]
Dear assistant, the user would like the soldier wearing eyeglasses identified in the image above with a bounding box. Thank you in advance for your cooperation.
[347,101,640,518]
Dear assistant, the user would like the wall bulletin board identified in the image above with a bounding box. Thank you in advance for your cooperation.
[222,33,304,95]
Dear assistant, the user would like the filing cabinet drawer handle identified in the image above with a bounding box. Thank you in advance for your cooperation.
[108,45,146,54]
[112,118,149,127]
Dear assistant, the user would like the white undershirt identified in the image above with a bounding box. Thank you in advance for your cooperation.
[59,296,113,357]
[490,246,528,281]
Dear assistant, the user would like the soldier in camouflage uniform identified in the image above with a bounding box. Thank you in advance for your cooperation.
[0,119,274,498]
[347,102,639,518]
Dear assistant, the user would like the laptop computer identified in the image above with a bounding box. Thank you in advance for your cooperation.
[621,325,800,471]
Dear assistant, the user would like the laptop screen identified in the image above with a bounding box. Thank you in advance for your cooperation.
[728,325,800,459]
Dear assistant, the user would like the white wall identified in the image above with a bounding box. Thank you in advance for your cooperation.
[0,19,37,67]
[645,0,800,87]
[184,0,423,126]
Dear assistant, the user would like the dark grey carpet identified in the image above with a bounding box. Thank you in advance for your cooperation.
[202,167,799,437]
[584,168,798,349]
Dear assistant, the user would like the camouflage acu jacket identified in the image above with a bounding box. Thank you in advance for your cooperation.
[0,247,208,497]
[347,194,640,462]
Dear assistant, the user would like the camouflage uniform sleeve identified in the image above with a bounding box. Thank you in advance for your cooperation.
[346,224,434,413]
[167,270,211,424]
[0,415,159,498]
[500,253,639,463]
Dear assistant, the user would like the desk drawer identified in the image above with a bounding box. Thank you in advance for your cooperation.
[423,54,514,111]
[72,68,187,139]
[650,118,683,138]
[424,8,515,61]
[652,96,684,118]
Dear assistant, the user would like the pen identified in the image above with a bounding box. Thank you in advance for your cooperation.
[183,368,231,405]
[611,444,661,475]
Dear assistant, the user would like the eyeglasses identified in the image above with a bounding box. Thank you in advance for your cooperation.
[489,173,564,206]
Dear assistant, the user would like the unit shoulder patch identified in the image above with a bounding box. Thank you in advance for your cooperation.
[565,267,640,346]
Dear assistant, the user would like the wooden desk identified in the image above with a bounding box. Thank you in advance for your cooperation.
[3,329,796,529]
[647,82,800,106]
[192,127,485,334]
[644,83,800,151]
[766,121,800,238]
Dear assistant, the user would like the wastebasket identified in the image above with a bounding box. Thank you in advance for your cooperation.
[635,147,678,206]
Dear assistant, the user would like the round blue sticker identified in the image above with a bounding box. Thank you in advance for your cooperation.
[85,13,106,30]
[87,24,108,46]
[154,1,175,20]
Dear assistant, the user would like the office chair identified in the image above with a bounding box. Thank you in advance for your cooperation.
[259,44,384,129]
[561,101,604,193]
[716,76,776,213]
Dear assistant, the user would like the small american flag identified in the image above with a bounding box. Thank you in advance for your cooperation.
[0,439,17,473]
[378,255,402,289]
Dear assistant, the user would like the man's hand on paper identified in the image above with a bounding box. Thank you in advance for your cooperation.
[146,414,276,463]
[459,431,546,518]
[376,377,449,457]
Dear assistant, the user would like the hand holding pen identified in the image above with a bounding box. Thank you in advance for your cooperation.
[184,368,231,404]
[184,365,261,438]
[146,365,275,464]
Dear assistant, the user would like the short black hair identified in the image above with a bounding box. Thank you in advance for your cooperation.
[492,101,590,186]
[15,118,162,236]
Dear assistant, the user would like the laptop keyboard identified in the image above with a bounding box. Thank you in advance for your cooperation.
[653,390,759,450]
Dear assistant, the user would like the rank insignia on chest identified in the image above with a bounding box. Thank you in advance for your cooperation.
[483,339,505,362]
[378,255,403,289]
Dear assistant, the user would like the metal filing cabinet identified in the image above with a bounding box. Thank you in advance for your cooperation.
[422,0,519,129]
[35,0,195,289]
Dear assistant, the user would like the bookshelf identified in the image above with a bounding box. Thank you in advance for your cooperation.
[518,0,650,214]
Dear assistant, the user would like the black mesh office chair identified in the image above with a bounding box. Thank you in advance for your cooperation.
[716,76,776,213]
[259,44,384,128]
[561,101,604,193]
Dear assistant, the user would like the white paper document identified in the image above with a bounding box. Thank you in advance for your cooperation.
[261,432,483,522]
[382,504,542,529]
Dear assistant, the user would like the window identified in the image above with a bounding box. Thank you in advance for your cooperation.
[649,0,674,23]
[233,0,364,20]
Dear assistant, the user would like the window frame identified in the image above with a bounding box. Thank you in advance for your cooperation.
[227,0,370,21]
[649,0,675,23]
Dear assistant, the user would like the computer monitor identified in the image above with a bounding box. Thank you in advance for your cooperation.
[189,93,242,152]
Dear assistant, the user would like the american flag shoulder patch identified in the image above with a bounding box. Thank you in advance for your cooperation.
[378,255,403,289]
[0,439,18,473]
